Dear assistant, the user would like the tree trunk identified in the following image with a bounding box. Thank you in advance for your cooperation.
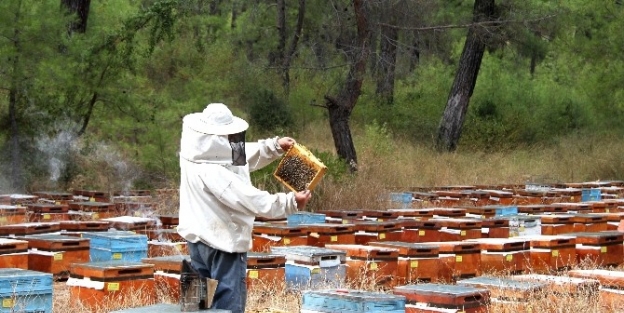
[435,0,496,152]
[323,0,370,173]
[61,0,91,34]
[375,22,398,105]
[281,0,305,95]
[273,0,286,67]
[9,0,24,191]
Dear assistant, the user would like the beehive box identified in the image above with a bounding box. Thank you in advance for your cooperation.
[368,241,441,284]
[68,261,156,312]
[246,252,286,290]
[22,234,90,278]
[303,223,356,246]
[301,289,406,313]
[0,238,29,269]
[82,230,148,262]
[0,205,27,225]
[457,276,547,302]
[393,283,489,311]
[273,143,327,192]
[141,254,191,302]
[68,201,117,220]
[0,222,61,236]
[0,268,53,313]
[270,246,346,289]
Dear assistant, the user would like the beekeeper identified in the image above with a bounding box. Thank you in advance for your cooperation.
[177,103,311,313]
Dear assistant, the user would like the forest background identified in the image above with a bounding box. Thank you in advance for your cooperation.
[1,0,623,211]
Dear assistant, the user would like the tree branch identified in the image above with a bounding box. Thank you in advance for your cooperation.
[378,14,557,31]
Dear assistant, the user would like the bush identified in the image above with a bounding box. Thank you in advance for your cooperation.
[247,88,294,133]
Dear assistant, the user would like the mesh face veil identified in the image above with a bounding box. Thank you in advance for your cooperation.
[228,131,246,166]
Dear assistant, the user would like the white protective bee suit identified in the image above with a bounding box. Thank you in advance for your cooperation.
[177,103,299,253]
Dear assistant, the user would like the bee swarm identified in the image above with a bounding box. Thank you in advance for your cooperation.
[275,155,317,192]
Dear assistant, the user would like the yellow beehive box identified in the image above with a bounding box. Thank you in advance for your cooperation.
[273,143,327,192]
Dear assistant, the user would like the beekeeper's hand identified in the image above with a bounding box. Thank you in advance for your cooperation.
[278,137,296,151]
[295,190,312,209]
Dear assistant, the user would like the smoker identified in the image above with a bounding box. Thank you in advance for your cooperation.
[179,259,218,311]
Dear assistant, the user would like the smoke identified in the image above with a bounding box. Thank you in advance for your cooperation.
[35,129,76,184]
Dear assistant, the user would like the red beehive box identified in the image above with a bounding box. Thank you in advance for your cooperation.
[68,202,117,220]
[0,222,61,236]
[147,241,188,258]
[482,189,514,205]
[526,235,577,272]
[102,216,158,231]
[457,276,547,303]
[567,214,609,233]
[537,214,575,235]
[157,214,179,228]
[136,228,185,242]
[325,244,399,288]
[72,190,110,203]
[22,234,90,279]
[400,219,442,243]
[32,191,73,204]
[516,204,547,214]
[252,223,308,252]
[0,205,27,225]
[141,255,190,303]
[479,217,510,239]
[27,203,69,222]
[246,252,286,290]
[466,238,530,275]
[388,208,435,220]
[433,218,482,241]
[368,241,441,284]
[361,209,402,222]
[59,220,111,233]
[302,223,356,247]
[565,231,624,267]
[425,241,481,282]
[0,238,29,269]
[352,220,402,245]
[568,269,624,290]
[512,274,600,301]
[432,208,467,218]
[322,210,363,224]
[394,283,490,313]
[0,194,38,205]
[68,261,156,311]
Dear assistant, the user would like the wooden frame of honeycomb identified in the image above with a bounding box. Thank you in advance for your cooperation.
[273,143,327,192]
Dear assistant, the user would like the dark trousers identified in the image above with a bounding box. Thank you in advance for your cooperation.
[187,241,248,313]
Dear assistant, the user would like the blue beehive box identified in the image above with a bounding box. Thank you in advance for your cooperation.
[301,289,405,313]
[288,212,326,226]
[0,268,53,313]
[483,205,519,217]
[285,263,347,290]
[82,230,148,262]
[581,188,601,202]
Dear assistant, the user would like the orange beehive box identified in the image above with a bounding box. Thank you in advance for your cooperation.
[0,238,29,269]
[325,244,399,288]
[322,210,363,224]
[388,208,435,220]
[102,216,158,231]
[59,220,110,233]
[22,234,90,279]
[400,220,442,243]
[599,287,624,311]
[457,276,547,303]
[526,235,577,272]
[273,143,327,192]
[426,241,481,281]
[352,220,402,245]
[0,194,38,205]
[551,202,593,214]
[72,189,110,202]
[27,203,69,222]
[432,208,467,218]
[303,223,356,247]
[147,241,188,258]
[136,228,185,242]
[68,261,156,311]
[368,241,441,284]
[0,205,27,225]
[32,191,73,204]
[566,231,624,267]
[68,202,117,220]
[567,214,609,233]
[434,218,482,241]
[537,214,575,235]
[361,209,402,221]
[467,238,530,275]
[140,254,190,302]
[516,204,547,214]
[246,252,286,290]
[480,217,510,239]
[0,222,61,236]
[157,214,179,228]
[252,223,308,252]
